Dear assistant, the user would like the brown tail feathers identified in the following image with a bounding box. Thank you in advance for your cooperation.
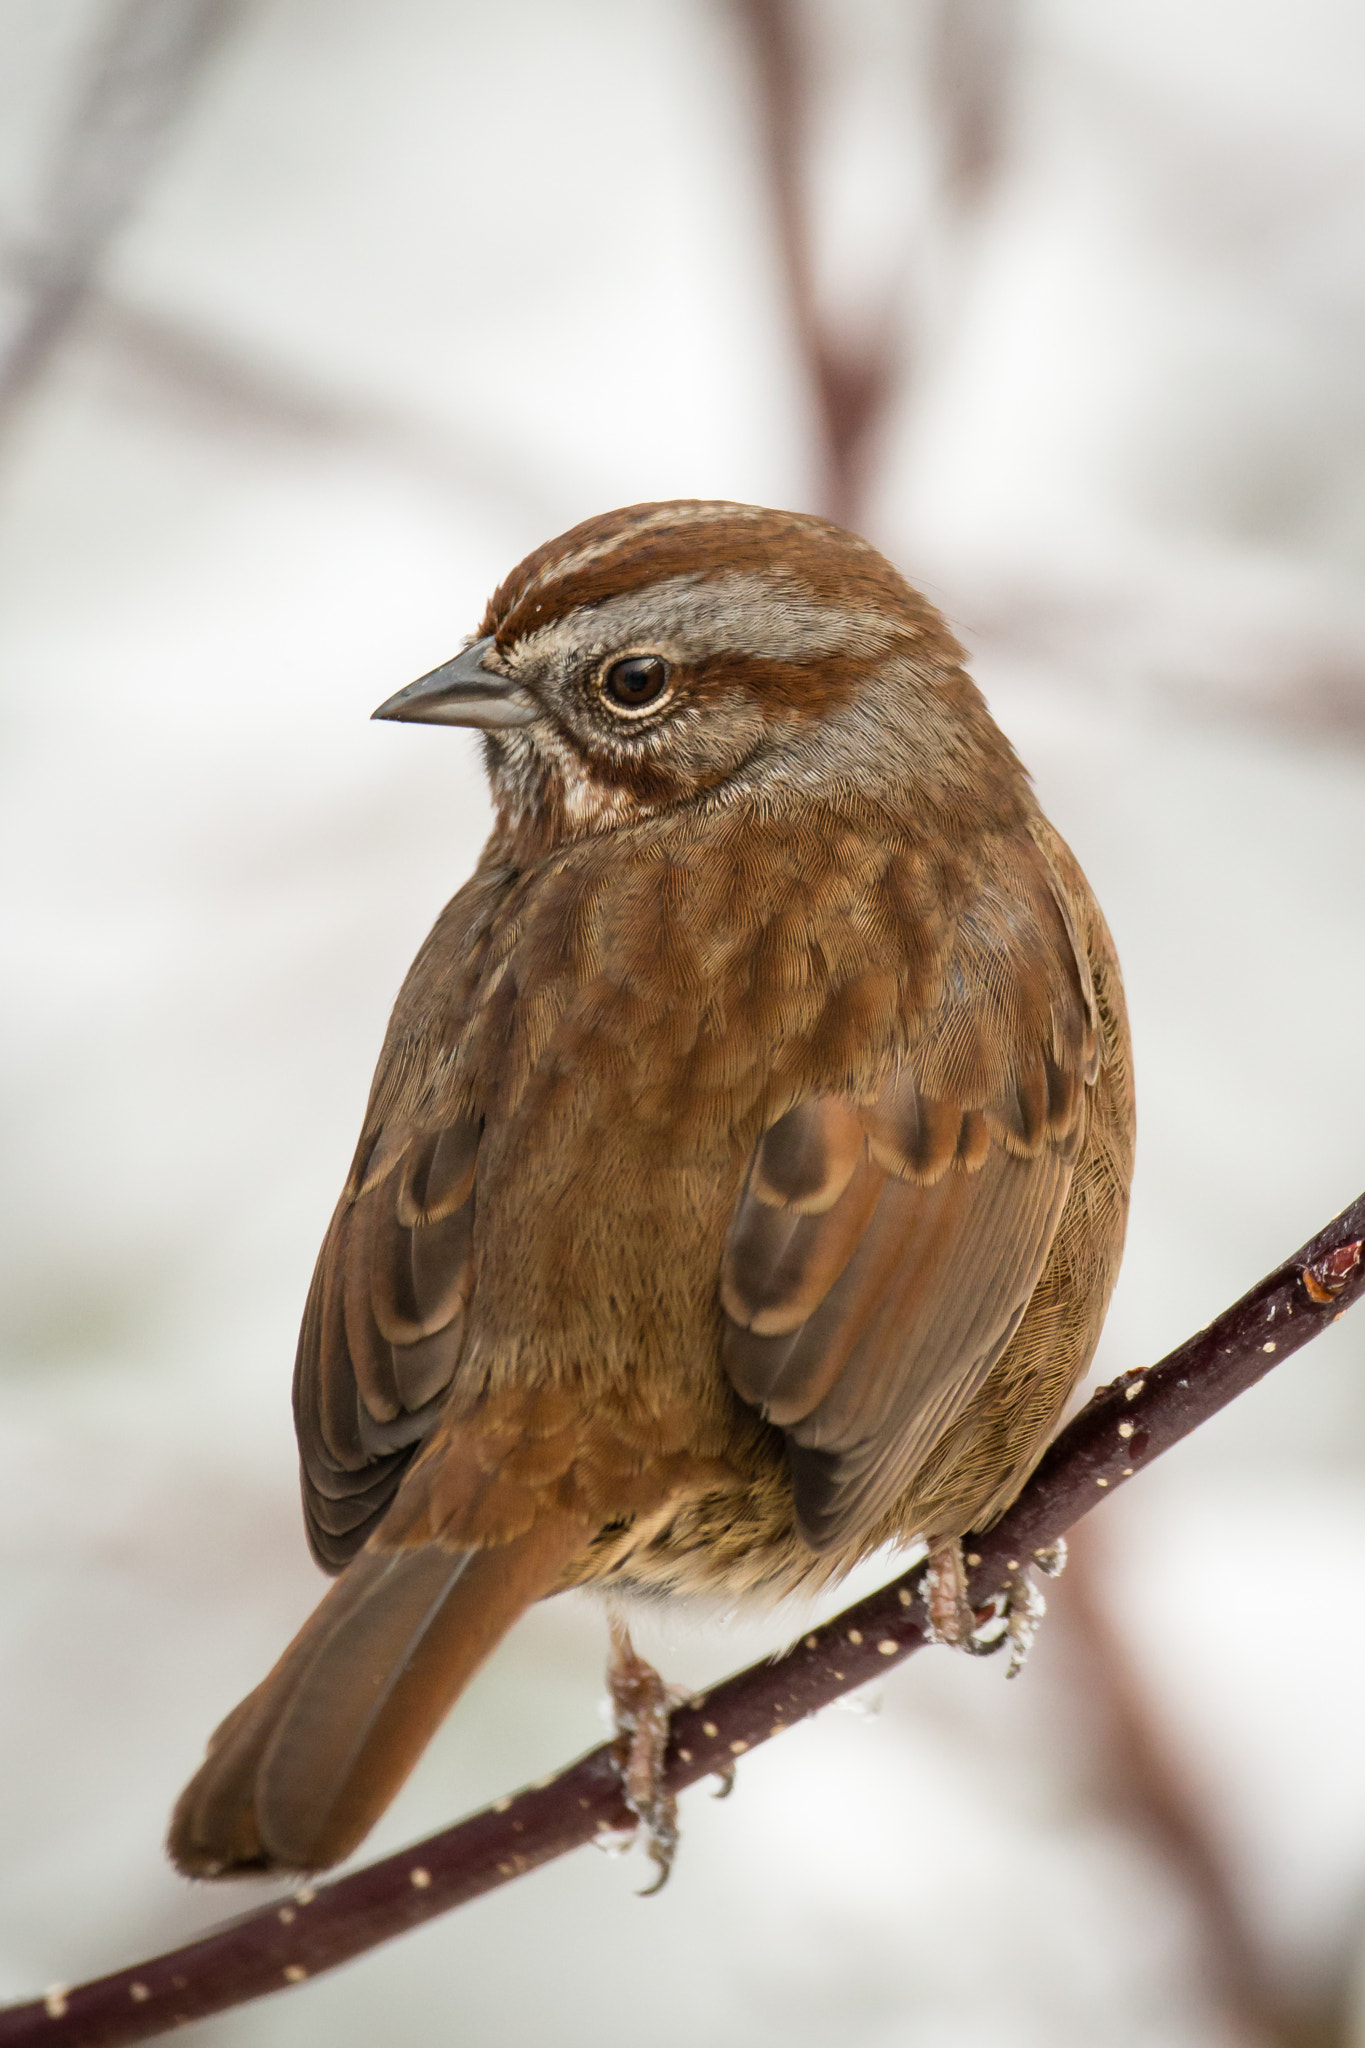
[168,1517,585,1877]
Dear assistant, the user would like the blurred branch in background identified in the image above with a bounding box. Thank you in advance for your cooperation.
[734,0,896,525]
[68,288,562,524]
[1058,1529,1362,2048]
[733,0,1016,524]
[0,0,238,438]
[926,0,1018,212]
[1,1196,1360,2047]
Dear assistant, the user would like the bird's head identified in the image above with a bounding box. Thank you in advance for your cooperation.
[373,501,1026,855]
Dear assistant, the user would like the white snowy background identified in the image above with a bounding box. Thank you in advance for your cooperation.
[1,2,1363,2043]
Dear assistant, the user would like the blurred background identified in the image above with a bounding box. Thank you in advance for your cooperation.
[1,1,1363,2041]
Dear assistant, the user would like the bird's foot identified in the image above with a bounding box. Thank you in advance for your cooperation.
[606,1614,684,1894]
[998,1565,1047,1678]
[923,1537,1066,1675]
[993,1535,1066,1677]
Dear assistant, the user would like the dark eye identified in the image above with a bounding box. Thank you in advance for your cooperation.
[601,655,670,712]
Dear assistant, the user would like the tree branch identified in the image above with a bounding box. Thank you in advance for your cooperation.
[2,1192,1361,2046]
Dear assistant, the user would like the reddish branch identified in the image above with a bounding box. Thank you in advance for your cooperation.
[733,0,1017,527]
[734,0,899,526]
[927,0,1018,210]
[1,1197,1361,2046]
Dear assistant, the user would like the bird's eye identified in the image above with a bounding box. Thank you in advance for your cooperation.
[601,655,671,714]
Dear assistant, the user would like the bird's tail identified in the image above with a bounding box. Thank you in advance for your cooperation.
[168,1516,586,1877]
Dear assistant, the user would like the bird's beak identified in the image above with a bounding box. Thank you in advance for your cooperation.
[370,636,538,730]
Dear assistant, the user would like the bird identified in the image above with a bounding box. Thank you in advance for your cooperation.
[168,499,1134,1888]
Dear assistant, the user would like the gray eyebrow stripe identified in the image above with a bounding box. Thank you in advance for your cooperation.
[506,571,902,670]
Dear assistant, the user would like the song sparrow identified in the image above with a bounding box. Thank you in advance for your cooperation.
[169,500,1134,1885]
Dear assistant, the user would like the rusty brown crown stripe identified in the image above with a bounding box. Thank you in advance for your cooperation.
[480,499,942,648]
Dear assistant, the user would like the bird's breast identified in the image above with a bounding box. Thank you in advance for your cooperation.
[437,807,961,1413]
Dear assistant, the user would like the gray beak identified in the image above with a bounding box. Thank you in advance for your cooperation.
[370,636,537,730]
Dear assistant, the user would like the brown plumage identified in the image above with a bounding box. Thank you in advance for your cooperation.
[169,500,1133,1880]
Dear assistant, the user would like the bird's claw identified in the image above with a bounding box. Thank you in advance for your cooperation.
[633,1802,679,1896]
[994,1536,1067,1676]
[1001,1566,1048,1678]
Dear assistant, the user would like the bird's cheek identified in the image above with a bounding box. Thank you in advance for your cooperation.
[666,702,771,792]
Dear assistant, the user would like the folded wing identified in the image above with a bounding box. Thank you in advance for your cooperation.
[294,1111,482,1569]
[721,837,1099,1549]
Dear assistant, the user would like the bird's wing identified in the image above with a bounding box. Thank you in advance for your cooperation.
[293,1109,484,1568]
[720,831,1100,1551]
[288,858,523,1573]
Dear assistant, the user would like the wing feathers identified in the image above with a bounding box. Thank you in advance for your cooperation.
[390,1322,465,1412]
[749,1097,867,1213]
[865,1075,969,1181]
[407,1198,476,1332]
[295,1115,483,1571]
[396,1116,481,1226]
[344,1200,405,1420]
[721,834,1097,1552]
[785,1147,1072,1545]
[721,1153,884,1339]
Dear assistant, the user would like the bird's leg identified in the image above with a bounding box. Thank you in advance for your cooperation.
[606,1610,682,1894]
[922,1539,978,1646]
